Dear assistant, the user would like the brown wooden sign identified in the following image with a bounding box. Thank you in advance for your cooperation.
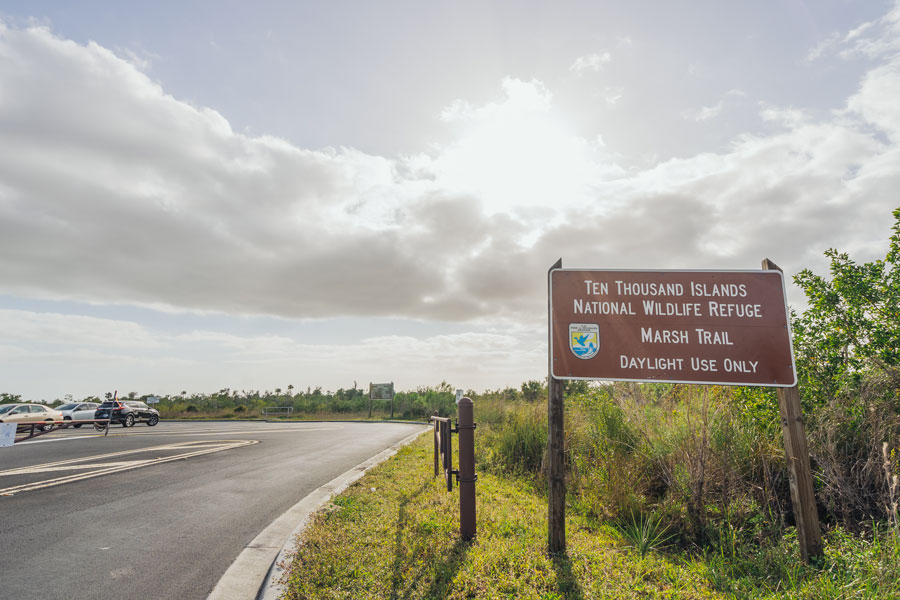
[550,269,797,386]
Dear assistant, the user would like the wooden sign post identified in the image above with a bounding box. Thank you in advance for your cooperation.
[762,258,823,562]
[547,259,566,553]
[547,261,822,561]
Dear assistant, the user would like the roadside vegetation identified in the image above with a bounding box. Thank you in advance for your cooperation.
[6,382,460,422]
[281,209,900,598]
[146,382,459,421]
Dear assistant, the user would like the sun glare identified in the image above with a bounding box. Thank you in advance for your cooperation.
[433,80,601,217]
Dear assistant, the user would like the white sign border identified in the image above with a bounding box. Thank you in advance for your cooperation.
[549,267,798,388]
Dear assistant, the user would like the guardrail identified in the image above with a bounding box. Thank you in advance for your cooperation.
[262,406,293,419]
[430,396,476,541]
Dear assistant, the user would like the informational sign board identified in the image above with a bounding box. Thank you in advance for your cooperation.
[0,422,15,447]
[369,382,394,400]
[550,269,797,386]
[146,396,160,404]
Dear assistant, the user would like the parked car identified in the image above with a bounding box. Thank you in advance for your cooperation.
[94,400,159,428]
[55,402,100,428]
[0,403,63,430]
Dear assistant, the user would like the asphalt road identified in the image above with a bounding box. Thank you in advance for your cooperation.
[0,420,426,600]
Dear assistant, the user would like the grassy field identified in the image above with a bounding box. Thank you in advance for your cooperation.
[281,433,720,599]
[279,431,900,599]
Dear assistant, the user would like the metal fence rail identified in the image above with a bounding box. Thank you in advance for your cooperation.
[431,416,453,490]
[262,406,294,419]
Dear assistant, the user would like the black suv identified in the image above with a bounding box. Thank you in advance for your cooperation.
[94,401,160,428]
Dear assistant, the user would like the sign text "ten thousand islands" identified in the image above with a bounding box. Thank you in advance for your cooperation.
[550,269,797,386]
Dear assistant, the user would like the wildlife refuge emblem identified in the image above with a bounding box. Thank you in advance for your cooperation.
[569,323,600,359]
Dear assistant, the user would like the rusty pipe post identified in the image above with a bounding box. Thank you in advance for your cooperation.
[433,413,439,478]
[457,396,476,541]
[444,420,453,491]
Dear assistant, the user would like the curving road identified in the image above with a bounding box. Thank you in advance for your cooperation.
[0,420,425,600]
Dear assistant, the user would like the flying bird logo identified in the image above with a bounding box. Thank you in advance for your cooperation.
[569,323,600,359]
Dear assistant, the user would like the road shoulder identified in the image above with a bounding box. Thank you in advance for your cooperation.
[207,426,428,600]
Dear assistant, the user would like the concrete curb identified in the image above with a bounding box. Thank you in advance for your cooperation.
[207,425,430,600]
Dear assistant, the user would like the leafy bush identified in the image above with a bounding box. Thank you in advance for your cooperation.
[806,368,900,528]
[792,207,900,401]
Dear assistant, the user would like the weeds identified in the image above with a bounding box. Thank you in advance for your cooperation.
[617,511,676,557]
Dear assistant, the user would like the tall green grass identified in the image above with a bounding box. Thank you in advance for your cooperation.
[469,371,900,591]
[478,384,787,546]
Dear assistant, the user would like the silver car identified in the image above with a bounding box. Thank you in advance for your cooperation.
[55,402,101,428]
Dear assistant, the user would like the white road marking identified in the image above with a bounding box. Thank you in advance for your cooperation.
[17,424,342,444]
[0,439,258,496]
[101,426,341,437]
[18,435,98,445]
[8,461,149,473]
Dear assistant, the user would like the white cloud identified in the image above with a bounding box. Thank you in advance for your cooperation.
[0,309,166,349]
[0,11,899,337]
[839,2,900,59]
[117,46,157,71]
[0,310,545,397]
[603,86,625,106]
[807,1,900,61]
[441,78,553,122]
[0,25,451,319]
[760,105,811,127]
[807,32,842,62]
[847,59,900,140]
[569,52,611,75]
[683,89,746,122]
[683,101,723,122]
[3,4,900,401]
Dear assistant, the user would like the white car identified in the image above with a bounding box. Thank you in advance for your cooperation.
[55,402,100,428]
[0,403,64,430]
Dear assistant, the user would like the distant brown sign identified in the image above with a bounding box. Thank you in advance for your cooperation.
[369,382,394,400]
[550,269,797,386]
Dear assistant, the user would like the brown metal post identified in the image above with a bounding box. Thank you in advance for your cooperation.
[763,258,823,562]
[433,415,439,477]
[444,420,453,491]
[548,258,566,554]
[431,416,453,490]
[457,397,477,541]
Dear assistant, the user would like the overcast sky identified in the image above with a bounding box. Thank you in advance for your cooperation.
[1,1,898,401]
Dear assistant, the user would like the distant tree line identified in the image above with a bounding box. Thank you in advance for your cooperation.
[1,381,518,421]
[3,378,567,421]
